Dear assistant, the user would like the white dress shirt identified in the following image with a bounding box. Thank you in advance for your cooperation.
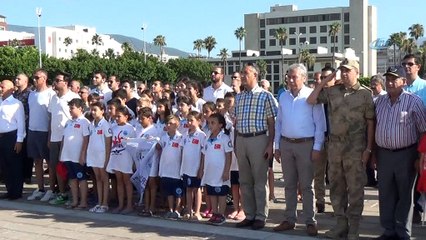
[0,95,26,142]
[274,86,326,151]
[203,82,233,103]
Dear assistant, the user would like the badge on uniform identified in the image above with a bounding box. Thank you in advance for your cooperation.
[74,124,80,128]
[97,129,103,135]
[172,142,179,148]
[214,144,221,149]
[192,139,199,144]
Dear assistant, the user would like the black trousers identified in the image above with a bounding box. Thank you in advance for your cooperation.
[21,136,33,180]
[0,130,23,198]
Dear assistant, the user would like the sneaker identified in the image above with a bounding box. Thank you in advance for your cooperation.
[89,205,101,213]
[97,206,109,213]
[170,211,181,219]
[27,189,45,201]
[40,190,55,202]
[49,194,68,205]
[211,214,226,226]
[164,211,173,219]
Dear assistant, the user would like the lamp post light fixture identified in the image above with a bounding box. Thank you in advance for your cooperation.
[36,7,42,68]
[141,24,147,63]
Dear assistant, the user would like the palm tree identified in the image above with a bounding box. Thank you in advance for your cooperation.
[234,27,246,71]
[204,36,217,58]
[153,35,167,61]
[401,38,417,55]
[299,49,316,69]
[417,42,426,76]
[193,39,204,58]
[91,34,103,46]
[397,32,407,61]
[274,27,288,81]
[388,32,402,65]
[103,48,116,59]
[328,22,341,68]
[217,48,229,75]
[63,37,73,47]
[409,23,424,40]
[256,59,268,79]
[121,42,134,52]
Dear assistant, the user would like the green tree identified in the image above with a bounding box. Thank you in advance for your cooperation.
[63,37,73,47]
[409,23,424,40]
[193,39,204,58]
[121,42,134,53]
[153,35,167,62]
[299,49,316,69]
[166,58,212,81]
[256,59,268,79]
[217,48,229,75]
[103,48,116,59]
[388,32,402,66]
[274,27,288,82]
[91,34,103,46]
[401,38,417,55]
[204,36,217,58]
[417,42,426,77]
[328,22,341,68]
[234,27,246,71]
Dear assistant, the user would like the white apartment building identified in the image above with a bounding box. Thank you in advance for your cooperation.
[36,25,123,59]
[209,0,378,94]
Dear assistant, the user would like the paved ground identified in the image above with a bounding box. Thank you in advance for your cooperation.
[0,161,425,239]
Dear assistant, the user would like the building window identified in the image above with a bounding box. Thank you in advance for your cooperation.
[260,19,265,28]
[59,37,62,41]
[289,27,296,34]
[289,38,296,45]
[344,12,350,22]
[269,39,276,46]
[299,26,306,34]
[320,36,327,44]
[76,40,78,43]
[331,46,338,53]
[320,25,327,33]
[299,37,306,44]
[309,37,317,44]
[344,35,350,45]
[261,51,266,56]
[310,26,316,34]
[269,29,276,36]
[331,36,338,43]
[260,30,265,39]
[260,40,266,49]
[344,24,350,34]
[309,49,317,54]
[58,48,61,52]
[65,49,67,53]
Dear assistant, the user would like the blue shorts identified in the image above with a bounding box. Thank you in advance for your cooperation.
[182,174,201,188]
[64,161,87,181]
[230,171,239,185]
[27,130,49,160]
[161,177,183,197]
[206,184,229,196]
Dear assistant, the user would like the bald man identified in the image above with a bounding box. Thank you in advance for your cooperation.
[14,73,33,184]
[0,80,26,200]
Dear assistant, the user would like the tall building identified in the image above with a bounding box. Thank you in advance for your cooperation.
[209,0,377,94]
[0,15,6,31]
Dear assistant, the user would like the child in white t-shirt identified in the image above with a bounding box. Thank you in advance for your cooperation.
[154,98,171,137]
[138,107,161,217]
[60,98,90,209]
[181,111,206,220]
[106,106,136,214]
[157,115,183,219]
[87,102,112,213]
[176,96,192,136]
[199,113,232,226]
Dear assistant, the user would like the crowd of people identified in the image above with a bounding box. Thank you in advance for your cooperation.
[0,54,425,240]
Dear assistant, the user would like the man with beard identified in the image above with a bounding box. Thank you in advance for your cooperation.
[203,66,233,103]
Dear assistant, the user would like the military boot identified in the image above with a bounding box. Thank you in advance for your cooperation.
[325,217,348,239]
[347,219,360,240]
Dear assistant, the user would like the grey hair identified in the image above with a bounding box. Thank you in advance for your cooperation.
[288,63,308,79]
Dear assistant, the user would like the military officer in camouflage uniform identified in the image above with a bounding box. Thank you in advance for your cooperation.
[307,59,375,240]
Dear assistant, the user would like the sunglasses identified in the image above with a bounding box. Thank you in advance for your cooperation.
[79,91,88,94]
[231,76,239,79]
[401,62,416,67]
[33,76,41,80]
[137,87,144,90]
[212,71,221,75]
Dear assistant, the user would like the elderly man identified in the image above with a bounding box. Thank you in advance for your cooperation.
[69,80,81,94]
[374,66,426,240]
[307,59,375,240]
[273,64,325,236]
[203,66,233,103]
[0,80,26,200]
[234,63,277,230]
[370,75,387,102]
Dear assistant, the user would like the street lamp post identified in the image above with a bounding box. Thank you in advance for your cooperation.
[141,24,147,63]
[36,7,42,68]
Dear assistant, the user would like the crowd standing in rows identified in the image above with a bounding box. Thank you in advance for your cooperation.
[0,54,425,240]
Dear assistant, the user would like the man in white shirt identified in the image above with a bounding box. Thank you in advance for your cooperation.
[48,72,80,205]
[203,66,233,103]
[273,64,326,236]
[26,69,56,202]
[0,79,26,200]
[370,75,387,102]
[91,71,112,103]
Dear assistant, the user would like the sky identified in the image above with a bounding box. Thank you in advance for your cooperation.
[1,0,426,56]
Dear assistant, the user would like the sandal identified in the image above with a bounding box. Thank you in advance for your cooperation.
[227,210,238,219]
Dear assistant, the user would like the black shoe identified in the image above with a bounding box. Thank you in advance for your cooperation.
[236,219,254,228]
[412,210,421,224]
[316,202,325,213]
[251,219,265,230]
[8,195,22,200]
[0,193,10,199]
